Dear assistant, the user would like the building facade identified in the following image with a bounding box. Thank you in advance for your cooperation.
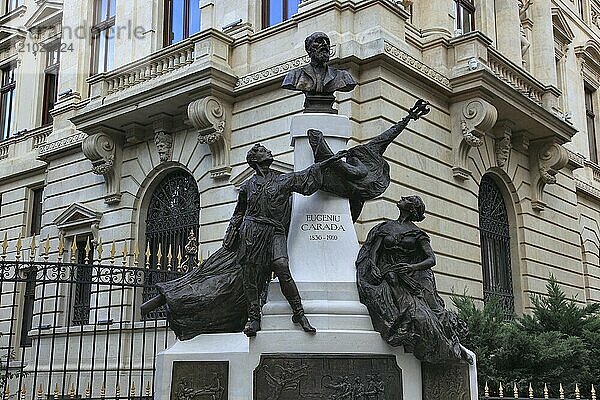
[0,0,600,396]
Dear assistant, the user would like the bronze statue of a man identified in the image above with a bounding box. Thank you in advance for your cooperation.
[224,144,346,336]
[282,32,357,113]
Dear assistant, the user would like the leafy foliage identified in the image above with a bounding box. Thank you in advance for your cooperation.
[452,276,600,395]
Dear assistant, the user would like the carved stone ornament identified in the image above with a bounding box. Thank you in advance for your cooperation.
[82,128,122,205]
[452,98,498,180]
[494,121,514,168]
[154,130,174,163]
[422,363,471,400]
[188,95,232,179]
[170,361,227,400]
[529,140,569,211]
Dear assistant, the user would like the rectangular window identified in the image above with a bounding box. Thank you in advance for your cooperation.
[262,0,300,29]
[164,0,202,46]
[5,0,23,13]
[20,267,36,347]
[0,64,17,141]
[91,0,116,74]
[29,188,43,237]
[586,86,597,164]
[73,236,94,326]
[454,0,475,34]
[42,43,60,126]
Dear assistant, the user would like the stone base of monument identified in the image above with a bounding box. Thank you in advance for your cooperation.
[155,330,478,400]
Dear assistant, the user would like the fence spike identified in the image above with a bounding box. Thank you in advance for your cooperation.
[100,383,105,399]
[44,234,50,259]
[145,382,151,397]
[576,383,580,400]
[122,241,128,266]
[69,383,75,399]
[4,385,9,400]
[529,383,533,399]
[157,243,163,268]
[499,382,504,398]
[70,235,77,262]
[37,384,43,400]
[514,383,518,398]
[54,383,59,400]
[145,242,151,268]
[167,245,173,271]
[130,382,136,397]
[1,232,7,260]
[199,250,204,267]
[16,233,22,261]
[134,241,140,267]
[110,240,116,262]
[115,383,120,399]
[58,233,65,258]
[97,238,103,261]
[592,384,596,400]
[20,384,25,400]
[85,237,91,263]
[484,382,489,398]
[544,383,549,399]
[560,383,564,400]
[85,383,90,399]
[29,235,36,261]
[177,247,182,272]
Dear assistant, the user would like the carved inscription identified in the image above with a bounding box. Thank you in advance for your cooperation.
[254,354,402,400]
[301,214,346,241]
[171,361,228,400]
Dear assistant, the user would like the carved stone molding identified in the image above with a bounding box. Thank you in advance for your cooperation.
[188,95,232,179]
[494,121,514,168]
[451,98,498,180]
[151,114,174,163]
[82,127,122,205]
[529,139,569,211]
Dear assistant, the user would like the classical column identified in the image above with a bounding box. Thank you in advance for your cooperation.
[494,0,523,64]
[529,0,557,86]
[419,0,454,39]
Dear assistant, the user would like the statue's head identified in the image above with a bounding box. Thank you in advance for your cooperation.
[305,31,330,65]
[396,195,426,222]
[246,144,274,169]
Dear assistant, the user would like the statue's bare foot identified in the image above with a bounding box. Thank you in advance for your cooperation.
[292,314,316,333]
[243,320,261,337]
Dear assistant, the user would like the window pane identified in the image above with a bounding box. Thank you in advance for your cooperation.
[1,92,9,140]
[106,26,115,71]
[287,0,299,18]
[99,0,109,21]
[97,32,107,73]
[171,0,185,44]
[30,188,43,236]
[109,0,116,18]
[188,0,201,36]
[269,0,284,27]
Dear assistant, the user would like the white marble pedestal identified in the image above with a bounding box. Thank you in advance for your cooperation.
[155,113,479,400]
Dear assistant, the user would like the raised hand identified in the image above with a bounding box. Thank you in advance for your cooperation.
[407,99,431,121]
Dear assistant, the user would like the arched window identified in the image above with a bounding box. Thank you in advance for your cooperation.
[478,174,514,318]
[145,170,200,268]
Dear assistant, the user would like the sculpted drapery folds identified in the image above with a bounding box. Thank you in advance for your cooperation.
[356,196,471,364]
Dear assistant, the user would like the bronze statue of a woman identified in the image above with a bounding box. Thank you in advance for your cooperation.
[356,195,471,364]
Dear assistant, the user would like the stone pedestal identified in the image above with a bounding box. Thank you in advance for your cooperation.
[155,113,479,400]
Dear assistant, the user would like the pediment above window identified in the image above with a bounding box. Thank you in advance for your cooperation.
[24,1,62,29]
[0,26,26,49]
[575,40,600,87]
[552,8,574,53]
[54,203,102,232]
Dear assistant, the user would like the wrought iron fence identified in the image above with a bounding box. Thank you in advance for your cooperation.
[482,382,597,400]
[0,234,195,400]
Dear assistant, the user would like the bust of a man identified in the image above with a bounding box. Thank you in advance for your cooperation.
[282,32,357,113]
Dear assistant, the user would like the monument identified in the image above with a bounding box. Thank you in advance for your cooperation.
[147,32,478,400]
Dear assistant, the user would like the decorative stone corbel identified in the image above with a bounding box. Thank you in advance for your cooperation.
[151,115,174,163]
[82,127,123,205]
[188,95,232,179]
[451,98,498,180]
[494,121,514,168]
[529,139,569,211]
